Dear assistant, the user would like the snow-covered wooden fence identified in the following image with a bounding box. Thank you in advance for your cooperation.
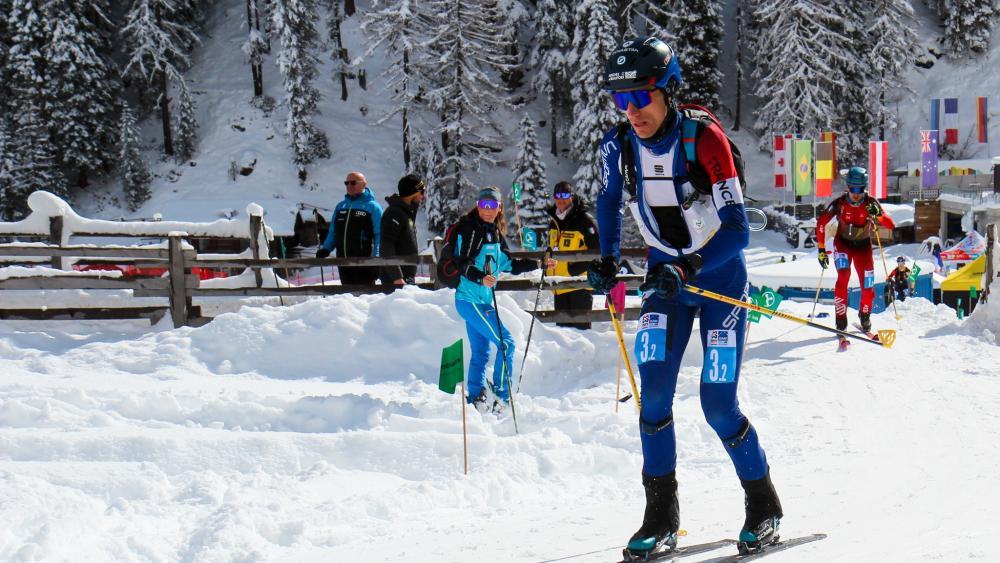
[0,192,646,326]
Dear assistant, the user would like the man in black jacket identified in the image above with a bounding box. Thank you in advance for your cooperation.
[547,181,600,329]
[380,174,426,286]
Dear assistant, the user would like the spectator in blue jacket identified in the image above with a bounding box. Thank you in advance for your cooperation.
[317,171,383,285]
[447,187,556,414]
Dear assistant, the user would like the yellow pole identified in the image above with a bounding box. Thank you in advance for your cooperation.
[871,221,902,321]
[608,300,641,412]
[684,285,895,348]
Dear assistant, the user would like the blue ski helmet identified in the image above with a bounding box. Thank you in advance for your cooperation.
[604,36,682,93]
[844,166,868,189]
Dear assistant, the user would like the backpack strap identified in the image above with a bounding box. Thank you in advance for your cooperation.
[615,123,637,200]
[681,117,700,166]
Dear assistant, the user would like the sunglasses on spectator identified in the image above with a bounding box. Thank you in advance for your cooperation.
[553,192,573,200]
[477,199,500,210]
[344,180,362,186]
[610,88,655,111]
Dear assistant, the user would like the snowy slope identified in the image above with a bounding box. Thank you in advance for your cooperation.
[74,0,1000,235]
[2,229,1000,561]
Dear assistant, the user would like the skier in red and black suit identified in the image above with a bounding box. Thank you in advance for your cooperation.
[815,166,895,332]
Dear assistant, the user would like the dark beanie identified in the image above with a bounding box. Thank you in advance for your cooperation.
[397,174,425,197]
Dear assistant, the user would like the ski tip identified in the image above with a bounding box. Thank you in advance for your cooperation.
[619,394,633,403]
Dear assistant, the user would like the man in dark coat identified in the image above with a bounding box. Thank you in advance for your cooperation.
[547,181,600,329]
[380,174,426,286]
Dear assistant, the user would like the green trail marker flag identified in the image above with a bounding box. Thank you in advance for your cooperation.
[522,227,537,251]
[439,339,465,394]
[748,286,784,323]
[512,182,523,204]
[908,264,921,283]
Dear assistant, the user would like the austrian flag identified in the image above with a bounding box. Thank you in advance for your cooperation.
[869,141,888,199]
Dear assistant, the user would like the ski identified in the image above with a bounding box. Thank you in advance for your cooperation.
[694,534,826,562]
[618,539,737,562]
[851,323,879,341]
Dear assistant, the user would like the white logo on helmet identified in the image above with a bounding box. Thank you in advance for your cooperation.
[623,41,633,47]
[617,56,626,65]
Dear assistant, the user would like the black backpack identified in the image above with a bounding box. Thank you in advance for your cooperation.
[436,220,488,289]
[616,104,747,200]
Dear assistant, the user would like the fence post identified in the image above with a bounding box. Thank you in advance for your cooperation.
[168,234,188,327]
[249,213,264,288]
[431,236,444,289]
[48,215,64,269]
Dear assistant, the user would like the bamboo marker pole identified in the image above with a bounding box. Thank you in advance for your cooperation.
[461,381,468,475]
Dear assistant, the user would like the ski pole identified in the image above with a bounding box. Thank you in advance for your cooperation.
[517,246,551,394]
[871,219,902,321]
[684,285,896,348]
[608,299,641,412]
[809,257,827,319]
[485,255,519,433]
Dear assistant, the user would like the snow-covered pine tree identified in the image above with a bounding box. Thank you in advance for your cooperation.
[497,0,528,92]
[751,0,852,150]
[360,0,422,169]
[47,0,119,186]
[273,0,329,181]
[122,0,199,156]
[830,1,875,166]
[119,102,152,211]
[529,0,574,156]
[0,121,16,220]
[8,98,66,215]
[0,0,12,116]
[512,115,549,231]
[327,0,351,101]
[417,0,516,233]
[569,0,620,203]
[243,0,266,96]
[174,78,198,160]
[943,0,998,56]
[660,0,723,111]
[866,0,918,140]
[5,0,66,213]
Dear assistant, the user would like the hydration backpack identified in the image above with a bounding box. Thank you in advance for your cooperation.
[616,104,747,199]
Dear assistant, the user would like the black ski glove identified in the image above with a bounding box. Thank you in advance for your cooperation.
[818,251,829,269]
[315,248,331,259]
[587,256,619,293]
[640,262,690,299]
[866,200,882,218]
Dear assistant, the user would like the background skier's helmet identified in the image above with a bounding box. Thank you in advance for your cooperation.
[844,166,869,190]
[897,256,906,264]
[604,36,682,93]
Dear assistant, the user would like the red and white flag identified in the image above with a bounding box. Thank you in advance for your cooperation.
[773,134,788,189]
[869,141,888,199]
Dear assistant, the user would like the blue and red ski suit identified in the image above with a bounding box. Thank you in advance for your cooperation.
[596,111,769,481]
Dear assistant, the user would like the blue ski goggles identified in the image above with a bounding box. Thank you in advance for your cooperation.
[610,88,655,111]
[553,191,573,200]
[477,199,500,210]
[847,186,866,194]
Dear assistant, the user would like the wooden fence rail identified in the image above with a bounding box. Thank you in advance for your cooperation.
[0,192,649,326]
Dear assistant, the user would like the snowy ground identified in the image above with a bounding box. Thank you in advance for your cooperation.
[2,232,1000,562]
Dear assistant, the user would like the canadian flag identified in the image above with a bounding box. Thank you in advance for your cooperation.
[869,141,888,199]
[774,135,788,189]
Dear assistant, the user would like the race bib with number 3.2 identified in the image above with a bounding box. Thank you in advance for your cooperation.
[703,329,737,384]
[635,313,668,365]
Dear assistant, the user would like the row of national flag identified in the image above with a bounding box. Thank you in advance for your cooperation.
[773,95,990,198]
[930,97,989,145]
[773,134,888,198]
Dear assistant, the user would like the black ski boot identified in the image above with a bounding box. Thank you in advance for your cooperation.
[624,472,679,561]
[835,314,848,331]
[859,312,872,333]
[737,472,783,555]
[468,389,489,414]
